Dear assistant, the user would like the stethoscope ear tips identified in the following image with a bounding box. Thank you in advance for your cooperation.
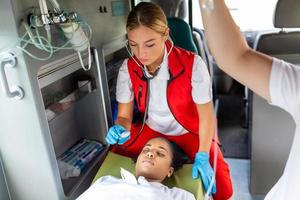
[125,43,134,57]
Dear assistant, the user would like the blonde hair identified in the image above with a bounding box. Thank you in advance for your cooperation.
[126,2,168,36]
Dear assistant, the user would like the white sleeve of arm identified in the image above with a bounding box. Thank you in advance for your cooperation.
[191,55,213,104]
[116,59,134,103]
[269,58,300,121]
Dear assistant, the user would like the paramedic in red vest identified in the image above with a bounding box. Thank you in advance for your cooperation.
[105,2,233,199]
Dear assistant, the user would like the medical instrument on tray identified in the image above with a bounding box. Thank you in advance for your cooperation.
[57,139,104,179]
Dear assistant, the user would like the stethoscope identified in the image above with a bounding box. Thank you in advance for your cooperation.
[125,39,174,80]
[120,39,174,148]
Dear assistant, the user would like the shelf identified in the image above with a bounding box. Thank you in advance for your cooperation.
[61,146,109,197]
[46,82,94,122]
[38,51,90,89]
[47,89,100,157]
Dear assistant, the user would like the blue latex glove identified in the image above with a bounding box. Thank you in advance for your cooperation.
[105,124,130,145]
[192,152,216,196]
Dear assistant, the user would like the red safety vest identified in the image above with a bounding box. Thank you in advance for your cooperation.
[127,40,199,135]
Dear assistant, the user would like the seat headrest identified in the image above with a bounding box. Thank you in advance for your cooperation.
[167,17,198,53]
[274,0,300,28]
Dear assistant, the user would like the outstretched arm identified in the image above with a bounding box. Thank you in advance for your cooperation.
[197,101,215,153]
[199,0,273,101]
[105,101,134,145]
[115,101,134,130]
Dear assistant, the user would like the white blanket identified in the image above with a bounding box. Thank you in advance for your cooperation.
[77,168,195,200]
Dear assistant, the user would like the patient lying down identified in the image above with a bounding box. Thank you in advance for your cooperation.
[77,137,196,200]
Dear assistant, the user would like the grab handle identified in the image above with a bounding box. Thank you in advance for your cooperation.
[0,53,24,100]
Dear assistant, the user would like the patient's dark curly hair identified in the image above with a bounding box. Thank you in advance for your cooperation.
[165,138,185,171]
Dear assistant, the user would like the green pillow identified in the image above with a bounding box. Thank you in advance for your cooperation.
[93,152,204,200]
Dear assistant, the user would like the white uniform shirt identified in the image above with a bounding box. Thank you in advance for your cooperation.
[264,58,300,200]
[116,48,212,135]
[77,168,196,200]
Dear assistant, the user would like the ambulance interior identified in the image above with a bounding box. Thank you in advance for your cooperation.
[0,0,298,200]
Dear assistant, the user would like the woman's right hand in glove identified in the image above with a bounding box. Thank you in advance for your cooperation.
[105,124,130,145]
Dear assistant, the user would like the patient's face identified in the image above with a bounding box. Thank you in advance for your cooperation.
[135,138,174,182]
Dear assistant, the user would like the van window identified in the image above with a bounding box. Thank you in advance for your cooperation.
[193,0,278,31]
